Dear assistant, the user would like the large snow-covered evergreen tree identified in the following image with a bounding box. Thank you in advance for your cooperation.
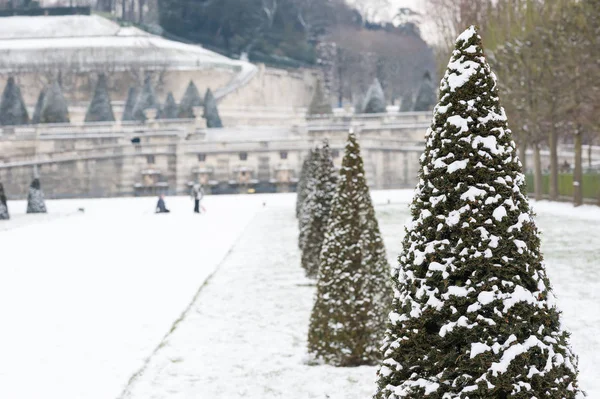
[296,150,314,219]
[178,80,203,119]
[158,92,178,119]
[0,77,29,126]
[26,178,47,214]
[122,87,139,122]
[301,143,337,278]
[31,89,45,124]
[0,182,9,220]
[299,148,320,250]
[308,133,391,366]
[362,79,386,114]
[375,26,581,399]
[413,71,437,112]
[40,81,70,124]
[85,74,115,123]
[308,80,333,116]
[132,76,158,122]
[203,89,223,128]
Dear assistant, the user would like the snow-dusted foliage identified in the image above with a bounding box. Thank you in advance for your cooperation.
[296,150,314,220]
[0,77,29,126]
[308,133,391,366]
[400,90,414,112]
[31,88,45,124]
[0,182,9,220]
[301,143,337,278]
[298,148,320,251]
[375,26,581,399]
[203,89,223,128]
[85,73,115,123]
[26,178,47,214]
[122,87,139,122]
[132,76,158,122]
[178,81,203,119]
[413,71,436,112]
[308,80,332,116]
[158,92,178,120]
[362,78,386,114]
[40,81,69,124]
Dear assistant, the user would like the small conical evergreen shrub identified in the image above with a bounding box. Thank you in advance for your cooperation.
[132,76,158,122]
[0,182,9,220]
[178,80,203,119]
[0,77,29,126]
[375,26,581,399]
[301,143,337,278]
[158,92,178,119]
[26,178,47,214]
[399,91,414,112]
[299,148,320,251]
[40,81,69,124]
[362,78,386,114]
[85,73,115,123]
[203,89,223,128]
[308,133,391,366]
[308,80,333,116]
[296,150,314,220]
[32,89,45,124]
[413,71,436,112]
[122,87,139,122]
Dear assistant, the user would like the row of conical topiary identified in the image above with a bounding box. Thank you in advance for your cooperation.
[0,178,47,220]
[298,26,582,398]
[0,76,223,127]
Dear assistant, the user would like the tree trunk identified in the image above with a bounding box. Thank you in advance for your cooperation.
[122,0,126,20]
[518,140,527,174]
[533,143,543,201]
[573,131,583,207]
[549,125,559,201]
[139,0,145,24]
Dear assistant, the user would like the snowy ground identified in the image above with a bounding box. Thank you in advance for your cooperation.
[0,191,598,399]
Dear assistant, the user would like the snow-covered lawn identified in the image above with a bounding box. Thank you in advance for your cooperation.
[0,191,598,399]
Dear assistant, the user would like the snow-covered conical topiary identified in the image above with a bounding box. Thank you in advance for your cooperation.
[31,89,45,124]
[40,81,69,124]
[122,87,139,122]
[413,71,436,112]
[0,77,29,126]
[132,76,158,122]
[178,80,203,119]
[300,143,337,278]
[362,79,386,114]
[203,89,223,128]
[85,74,115,123]
[308,133,391,366]
[296,150,314,220]
[158,92,178,119]
[0,182,9,220]
[375,26,581,399]
[399,90,414,112]
[308,80,332,116]
[26,178,47,214]
[298,148,320,250]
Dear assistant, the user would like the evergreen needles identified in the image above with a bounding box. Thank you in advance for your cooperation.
[203,89,223,128]
[308,80,333,116]
[26,178,47,214]
[85,74,115,123]
[40,81,70,124]
[0,77,29,126]
[0,182,9,220]
[375,26,581,399]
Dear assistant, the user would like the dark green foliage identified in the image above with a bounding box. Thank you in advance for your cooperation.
[400,91,414,112]
[177,81,203,119]
[0,77,29,126]
[308,80,332,116]
[0,182,9,220]
[31,89,45,124]
[27,178,47,214]
[375,27,580,398]
[85,74,115,123]
[40,81,69,124]
[122,87,139,122]
[202,89,223,128]
[362,79,386,114]
[308,133,391,366]
[132,76,158,122]
[158,92,178,119]
[298,148,320,251]
[296,150,314,220]
[300,143,337,278]
[413,71,436,112]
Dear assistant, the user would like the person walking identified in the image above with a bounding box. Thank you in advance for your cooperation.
[191,184,204,214]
